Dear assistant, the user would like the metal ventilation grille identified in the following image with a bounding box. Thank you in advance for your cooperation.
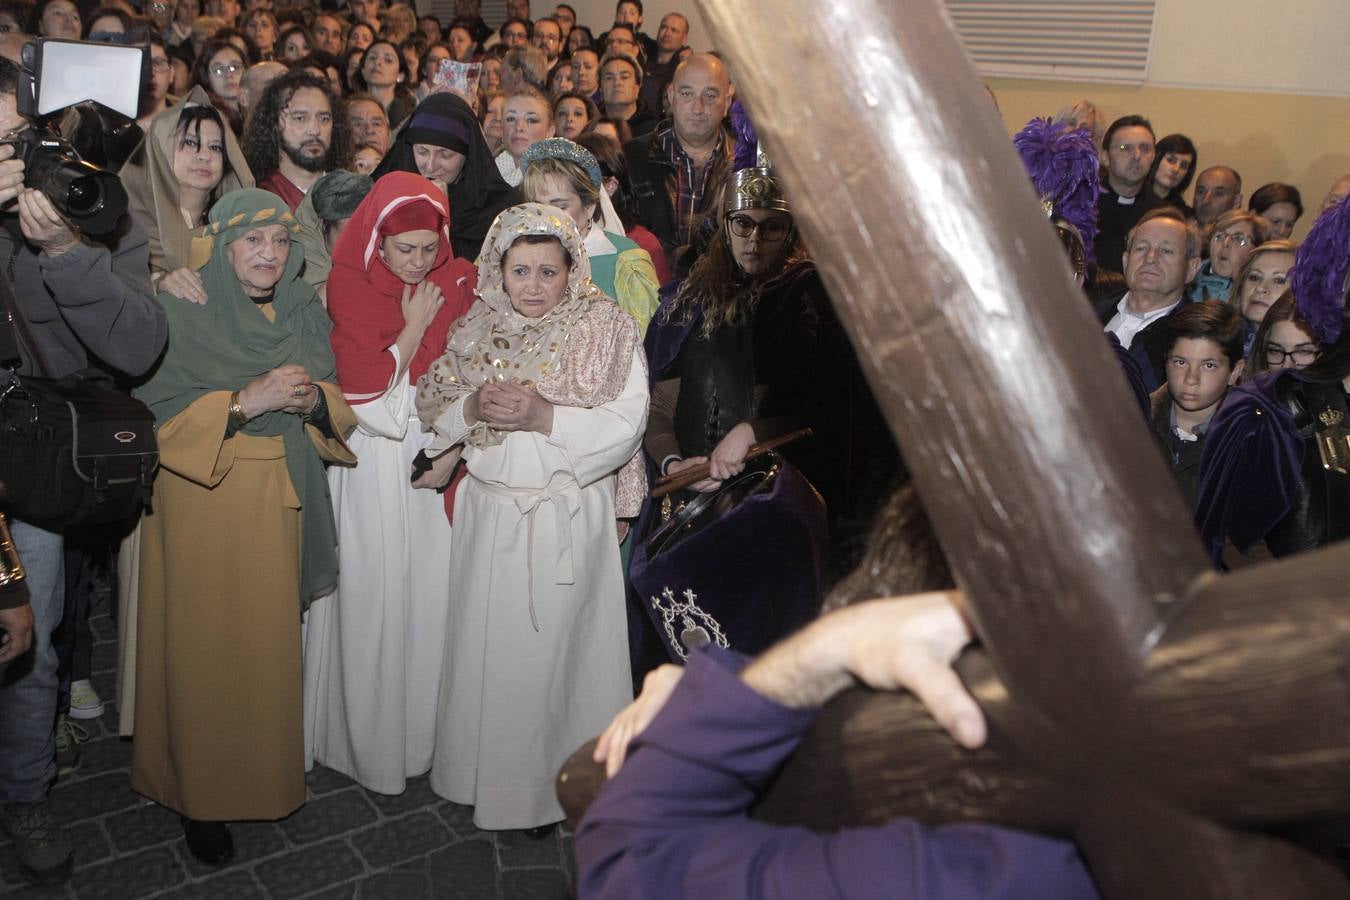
[943,0,1156,84]
[427,0,510,29]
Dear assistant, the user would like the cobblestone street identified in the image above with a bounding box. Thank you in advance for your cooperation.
[0,603,576,899]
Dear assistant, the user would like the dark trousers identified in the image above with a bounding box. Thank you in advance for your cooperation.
[52,528,117,713]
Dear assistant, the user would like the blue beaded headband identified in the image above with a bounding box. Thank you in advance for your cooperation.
[520,137,603,190]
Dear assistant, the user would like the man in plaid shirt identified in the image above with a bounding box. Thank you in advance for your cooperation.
[622,53,737,274]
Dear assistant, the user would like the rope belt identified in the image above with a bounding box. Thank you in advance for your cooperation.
[475,478,581,631]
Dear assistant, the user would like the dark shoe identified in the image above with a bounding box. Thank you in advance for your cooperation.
[0,799,74,885]
[523,823,557,840]
[181,817,234,866]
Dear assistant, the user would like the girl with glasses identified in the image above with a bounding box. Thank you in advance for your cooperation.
[1244,293,1321,380]
[190,39,247,135]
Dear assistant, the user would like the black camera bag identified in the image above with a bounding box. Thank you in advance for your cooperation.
[0,271,157,527]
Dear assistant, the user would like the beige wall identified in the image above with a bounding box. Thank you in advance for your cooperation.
[560,1,1349,240]
[1149,0,1350,97]
[988,79,1350,242]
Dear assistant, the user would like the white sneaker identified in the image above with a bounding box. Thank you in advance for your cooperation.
[68,679,105,720]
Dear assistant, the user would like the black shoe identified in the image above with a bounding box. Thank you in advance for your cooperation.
[181,817,234,866]
[523,823,557,840]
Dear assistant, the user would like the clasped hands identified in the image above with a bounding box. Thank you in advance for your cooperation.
[466,380,554,435]
[237,364,320,419]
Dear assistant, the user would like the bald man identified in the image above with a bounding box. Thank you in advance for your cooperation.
[623,53,737,269]
[239,60,287,129]
[1192,165,1242,228]
[638,12,691,116]
[1321,173,1350,213]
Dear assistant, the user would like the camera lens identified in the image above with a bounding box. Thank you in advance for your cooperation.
[14,127,128,235]
[65,177,103,217]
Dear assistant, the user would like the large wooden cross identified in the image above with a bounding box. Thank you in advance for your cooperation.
[560,1,1350,896]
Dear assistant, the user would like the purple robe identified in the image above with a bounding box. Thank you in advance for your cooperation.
[576,646,1101,899]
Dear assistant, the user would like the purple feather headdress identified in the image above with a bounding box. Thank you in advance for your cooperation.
[1290,196,1350,344]
[730,99,758,172]
[1013,117,1100,264]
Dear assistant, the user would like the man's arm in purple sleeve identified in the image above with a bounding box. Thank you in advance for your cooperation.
[575,647,1100,900]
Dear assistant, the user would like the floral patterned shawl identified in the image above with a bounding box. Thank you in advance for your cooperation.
[416,202,647,515]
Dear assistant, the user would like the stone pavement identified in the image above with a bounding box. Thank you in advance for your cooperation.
[0,604,576,900]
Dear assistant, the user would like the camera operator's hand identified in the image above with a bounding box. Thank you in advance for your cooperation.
[0,143,24,209]
[18,189,80,257]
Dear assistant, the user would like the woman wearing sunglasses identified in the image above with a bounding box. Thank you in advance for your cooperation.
[645,168,816,496]
[628,168,889,679]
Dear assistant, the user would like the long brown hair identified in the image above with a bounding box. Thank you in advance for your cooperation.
[1243,292,1319,381]
[660,178,808,336]
[821,483,952,613]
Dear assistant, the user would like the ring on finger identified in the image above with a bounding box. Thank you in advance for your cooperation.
[292,385,307,397]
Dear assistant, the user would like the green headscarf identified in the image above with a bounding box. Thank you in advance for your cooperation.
[137,188,341,608]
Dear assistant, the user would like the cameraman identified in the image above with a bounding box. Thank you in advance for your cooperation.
[0,56,165,886]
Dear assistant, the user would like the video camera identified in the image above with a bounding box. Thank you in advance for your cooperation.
[1,39,149,235]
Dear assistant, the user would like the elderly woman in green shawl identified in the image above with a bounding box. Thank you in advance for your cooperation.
[131,189,356,867]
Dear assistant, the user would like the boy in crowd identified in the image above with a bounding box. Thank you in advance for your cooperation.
[1151,301,1245,508]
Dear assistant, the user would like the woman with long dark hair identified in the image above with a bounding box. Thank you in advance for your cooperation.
[123,93,253,289]
[1143,133,1197,217]
[190,39,246,135]
[629,168,890,674]
[1248,182,1304,240]
[1243,293,1323,381]
[356,39,417,127]
[640,169,816,486]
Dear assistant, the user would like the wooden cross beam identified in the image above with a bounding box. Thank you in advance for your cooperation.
[558,1,1350,895]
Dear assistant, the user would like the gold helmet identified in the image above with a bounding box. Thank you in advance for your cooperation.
[724,167,790,216]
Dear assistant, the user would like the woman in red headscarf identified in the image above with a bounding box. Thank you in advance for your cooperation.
[302,171,477,795]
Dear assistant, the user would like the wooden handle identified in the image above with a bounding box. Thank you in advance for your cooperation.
[651,428,813,498]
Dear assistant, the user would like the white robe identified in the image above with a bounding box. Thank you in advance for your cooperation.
[303,347,453,794]
[426,353,647,829]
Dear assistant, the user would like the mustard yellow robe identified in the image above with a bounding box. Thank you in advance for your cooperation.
[132,382,355,821]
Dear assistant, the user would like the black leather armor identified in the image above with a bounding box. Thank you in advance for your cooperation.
[1264,376,1350,556]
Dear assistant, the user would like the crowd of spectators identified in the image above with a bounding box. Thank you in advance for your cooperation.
[0,0,1346,896]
